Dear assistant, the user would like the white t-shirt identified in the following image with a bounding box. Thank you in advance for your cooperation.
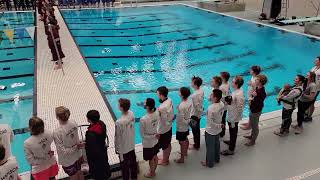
[220,83,230,110]
[0,156,19,180]
[176,100,192,132]
[227,89,245,125]
[139,111,159,148]
[24,130,57,174]
[311,66,320,90]
[205,101,224,135]
[190,89,204,118]
[53,120,82,167]
[157,98,174,134]
[0,124,14,162]
[115,110,135,154]
[248,76,258,101]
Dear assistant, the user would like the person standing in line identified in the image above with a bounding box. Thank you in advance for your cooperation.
[53,106,84,180]
[244,74,267,146]
[140,98,160,178]
[221,76,244,156]
[305,56,320,122]
[175,87,192,163]
[24,117,59,180]
[189,76,204,151]
[274,75,304,136]
[201,89,224,168]
[241,65,261,130]
[85,110,111,180]
[115,99,138,180]
[293,72,317,134]
[0,124,14,162]
[0,144,21,180]
[219,72,231,138]
[156,86,174,166]
[208,76,223,102]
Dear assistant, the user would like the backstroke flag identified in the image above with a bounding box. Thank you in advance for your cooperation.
[3,29,14,43]
[26,27,35,41]
[16,28,25,39]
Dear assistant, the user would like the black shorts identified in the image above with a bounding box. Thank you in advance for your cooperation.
[159,129,172,150]
[176,131,189,141]
[143,144,159,161]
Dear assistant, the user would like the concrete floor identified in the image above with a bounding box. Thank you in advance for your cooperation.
[137,113,320,180]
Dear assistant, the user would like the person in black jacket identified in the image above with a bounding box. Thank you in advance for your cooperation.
[85,110,111,180]
[244,74,267,146]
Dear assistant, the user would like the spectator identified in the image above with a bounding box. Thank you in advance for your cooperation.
[53,106,84,180]
[24,117,59,180]
[85,110,111,180]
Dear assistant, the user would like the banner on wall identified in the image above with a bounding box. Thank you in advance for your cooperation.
[16,28,25,39]
[25,27,35,41]
[3,29,14,43]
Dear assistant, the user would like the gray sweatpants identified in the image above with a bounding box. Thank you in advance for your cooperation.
[249,111,262,142]
[205,132,220,168]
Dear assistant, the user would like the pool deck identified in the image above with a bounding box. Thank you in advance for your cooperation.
[21,6,119,179]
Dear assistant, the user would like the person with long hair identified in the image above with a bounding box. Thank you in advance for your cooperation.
[24,117,59,180]
[293,72,317,134]
[140,98,160,178]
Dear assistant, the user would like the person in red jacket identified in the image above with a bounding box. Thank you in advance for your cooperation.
[244,74,267,146]
[85,110,111,180]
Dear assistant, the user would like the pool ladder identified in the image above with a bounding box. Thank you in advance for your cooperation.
[281,0,289,18]
[130,0,138,7]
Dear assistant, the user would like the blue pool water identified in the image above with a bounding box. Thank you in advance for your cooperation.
[0,11,34,173]
[62,5,320,144]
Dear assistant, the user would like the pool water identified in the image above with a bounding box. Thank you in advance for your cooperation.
[62,5,320,144]
[0,11,34,173]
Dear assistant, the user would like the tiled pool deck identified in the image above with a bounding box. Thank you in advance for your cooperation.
[17,1,320,179]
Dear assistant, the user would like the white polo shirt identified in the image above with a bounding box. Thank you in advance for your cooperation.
[115,110,135,155]
[176,100,192,132]
[53,120,82,167]
[190,89,204,118]
[205,101,224,135]
[24,130,57,174]
[140,111,159,148]
[157,98,174,134]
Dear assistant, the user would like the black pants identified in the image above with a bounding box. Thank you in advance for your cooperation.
[297,101,313,127]
[280,108,294,131]
[120,150,138,180]
[220,110,227,137]
[190,116,200,149]
[228,122,238,152]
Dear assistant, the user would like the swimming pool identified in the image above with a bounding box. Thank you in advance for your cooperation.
[61,5,320,144]
[0,11,34,173]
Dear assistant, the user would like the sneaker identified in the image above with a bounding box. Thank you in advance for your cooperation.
[274,129,285,137]
[304,117,313,122]
[245,141,255,147]
[294,127,303,134]
[221,150,234,156]
[223,140,230,145]
[291,124,298,129]
[243,135,252,140]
